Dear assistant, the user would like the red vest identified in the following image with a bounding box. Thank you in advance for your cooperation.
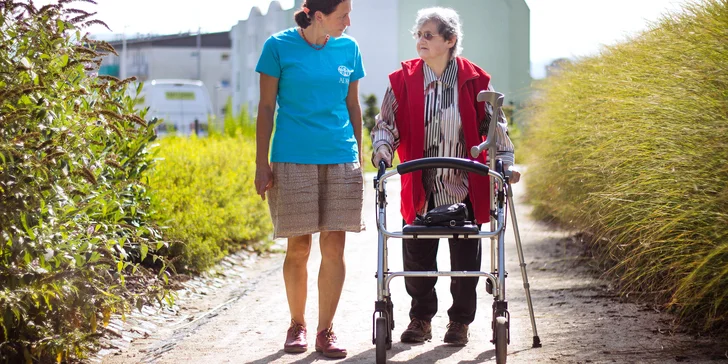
[389,57,492,224]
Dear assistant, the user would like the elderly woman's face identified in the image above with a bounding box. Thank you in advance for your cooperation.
[415,21,454,62]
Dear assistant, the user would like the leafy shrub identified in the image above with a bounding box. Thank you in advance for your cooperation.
[149,105,272,273]
[523,0,727,331]
[0,1,171,362]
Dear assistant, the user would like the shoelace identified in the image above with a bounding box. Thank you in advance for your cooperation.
[446,321,464,331]
[409,319,426,330]
[321,329,337,343]
[290,321,305,337]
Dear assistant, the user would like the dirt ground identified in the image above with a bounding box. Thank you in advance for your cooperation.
[97,171,728,364]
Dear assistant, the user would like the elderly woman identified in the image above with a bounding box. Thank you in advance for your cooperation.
[371,7,520,346]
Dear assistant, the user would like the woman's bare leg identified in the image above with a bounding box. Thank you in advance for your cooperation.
[317,231,346,332]
[284,234,313,325]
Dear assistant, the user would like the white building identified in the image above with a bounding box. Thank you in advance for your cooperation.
[99,32,233,119]
[230,0,530,117]
[346,0,400,106]
[230,1,295,116]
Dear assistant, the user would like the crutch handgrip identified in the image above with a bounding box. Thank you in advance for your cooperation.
[471,91,505,159]
[477,90,504,106]
[470,141,491,159]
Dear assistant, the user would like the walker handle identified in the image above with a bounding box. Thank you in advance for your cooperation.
[377,159,387,180]
[397,157,490,176]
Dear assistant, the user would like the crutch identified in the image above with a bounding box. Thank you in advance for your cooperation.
[471,91,542,349]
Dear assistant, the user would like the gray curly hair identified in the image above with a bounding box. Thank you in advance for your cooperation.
[411,7,463,58]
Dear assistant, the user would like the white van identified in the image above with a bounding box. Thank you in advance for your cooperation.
[131,79,214,136]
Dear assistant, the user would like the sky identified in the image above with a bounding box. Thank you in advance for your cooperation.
[58,0,692,78]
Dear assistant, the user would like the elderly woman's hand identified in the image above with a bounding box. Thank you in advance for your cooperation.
[372,145,392,168]
[507,165,521,184]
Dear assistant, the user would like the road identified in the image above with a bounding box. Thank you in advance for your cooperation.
[100,171,726,364]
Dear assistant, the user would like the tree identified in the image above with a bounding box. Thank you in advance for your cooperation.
[362,93,379,134]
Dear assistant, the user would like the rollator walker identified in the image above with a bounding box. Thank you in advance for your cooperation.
[371,91,542,364]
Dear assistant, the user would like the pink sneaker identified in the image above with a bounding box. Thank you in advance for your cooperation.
[284,320,307,353]
[315,327,347,358]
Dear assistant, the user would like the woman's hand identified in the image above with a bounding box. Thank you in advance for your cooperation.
[255,163,274,200]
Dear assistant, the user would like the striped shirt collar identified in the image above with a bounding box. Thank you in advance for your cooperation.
[423,59,459,88]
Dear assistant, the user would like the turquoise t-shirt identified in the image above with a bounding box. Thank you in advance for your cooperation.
[255,28,366,164]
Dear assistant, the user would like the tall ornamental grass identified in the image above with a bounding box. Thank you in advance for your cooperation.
[523,0,728,331]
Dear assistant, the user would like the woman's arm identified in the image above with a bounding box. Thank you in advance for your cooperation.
[346,80,363,164]
[370,86,400,166]
[254,73,279,200]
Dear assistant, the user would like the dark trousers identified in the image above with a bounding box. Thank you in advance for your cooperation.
[403,196,482,325]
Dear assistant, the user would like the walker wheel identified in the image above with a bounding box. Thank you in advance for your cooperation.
[495,316,508,364]
[375,316,388,363]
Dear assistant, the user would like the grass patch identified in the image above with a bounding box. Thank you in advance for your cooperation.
[522,0,728,332]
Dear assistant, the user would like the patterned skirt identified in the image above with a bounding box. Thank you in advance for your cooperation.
[267,162,364,238]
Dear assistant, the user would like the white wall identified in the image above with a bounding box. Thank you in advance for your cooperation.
[347,0,399,106]
[230,0,295,117]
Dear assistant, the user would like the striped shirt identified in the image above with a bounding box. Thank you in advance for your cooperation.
[371,59,515,214]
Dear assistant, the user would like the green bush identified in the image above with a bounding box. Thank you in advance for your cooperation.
[0,2,171,362]
[523,0,727,331]
[149,106,272,273]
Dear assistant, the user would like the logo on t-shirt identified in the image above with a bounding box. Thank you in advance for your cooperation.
[338,65,354,77]
[338,65,353,84]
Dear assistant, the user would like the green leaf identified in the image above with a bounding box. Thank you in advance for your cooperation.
[74,254,85,267]
[140,243,148,261]
[1,322,7,342]
[88,251,100,263]
[90,312,97,332]
[23,346,32,364]
[20,214,35,240]
[59,54,69,67]
[11,307,22,321]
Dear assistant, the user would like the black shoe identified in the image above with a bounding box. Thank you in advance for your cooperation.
[443,321,469,346]
[400,318,432,343]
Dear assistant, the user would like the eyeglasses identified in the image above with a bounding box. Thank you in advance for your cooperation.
[412,31,441,41]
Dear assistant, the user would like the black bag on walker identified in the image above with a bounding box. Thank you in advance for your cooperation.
[414,203,469,227]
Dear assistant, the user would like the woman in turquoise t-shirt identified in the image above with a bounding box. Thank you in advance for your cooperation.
[254,0,364,359]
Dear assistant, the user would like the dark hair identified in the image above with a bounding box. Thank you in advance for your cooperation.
[294,0,347,29]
